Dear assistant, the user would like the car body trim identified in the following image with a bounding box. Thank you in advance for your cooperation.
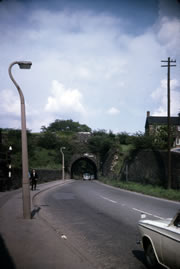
[139,223,180,243]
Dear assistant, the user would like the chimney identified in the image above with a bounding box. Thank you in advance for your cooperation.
[147,111,150,117]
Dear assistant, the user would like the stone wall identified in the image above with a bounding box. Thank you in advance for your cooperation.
[122,150,180,189]
[102,148,119,179]
[124,150,167,186]
[102,149,180,189]
[34,169,61,182]
[0,168,62,191]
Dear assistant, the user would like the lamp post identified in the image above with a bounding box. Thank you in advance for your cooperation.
[8,61,32,219]
[60,147,66,180]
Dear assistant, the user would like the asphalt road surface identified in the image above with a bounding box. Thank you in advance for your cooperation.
[36,180,180,269]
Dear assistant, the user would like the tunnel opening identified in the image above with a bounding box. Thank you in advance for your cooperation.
[71,157,97,180]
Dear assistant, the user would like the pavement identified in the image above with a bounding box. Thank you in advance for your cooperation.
[0,180,95,269]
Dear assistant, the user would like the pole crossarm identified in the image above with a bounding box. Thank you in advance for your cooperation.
[161,59,176,66]
[161,65,176,67]
[161,64,176,67]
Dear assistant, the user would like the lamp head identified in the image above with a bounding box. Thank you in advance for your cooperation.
[18,61,32,69]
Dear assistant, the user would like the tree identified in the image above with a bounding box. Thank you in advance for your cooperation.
[130,126,176,150]
[4,128,35,168]
[117,132,130,144]
[92,129,107,136]
[42,119,91,133]
[153,125,176,149]
[88,132,113,163]
[38,131,59,149]
[130,132,154,149]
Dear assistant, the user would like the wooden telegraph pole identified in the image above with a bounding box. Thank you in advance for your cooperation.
[161,57,176,188]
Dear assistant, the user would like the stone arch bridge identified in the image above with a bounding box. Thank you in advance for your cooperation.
[67,153,100,179]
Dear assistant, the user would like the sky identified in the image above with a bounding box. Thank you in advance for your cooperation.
[0,0,180,134]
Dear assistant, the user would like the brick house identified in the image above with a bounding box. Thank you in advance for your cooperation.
[145,111,180,147]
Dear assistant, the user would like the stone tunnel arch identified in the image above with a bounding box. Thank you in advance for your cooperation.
[69,154,98,179]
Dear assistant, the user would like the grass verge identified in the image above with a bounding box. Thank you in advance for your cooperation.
[99,177,180,202]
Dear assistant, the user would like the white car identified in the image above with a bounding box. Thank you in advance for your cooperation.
[138,210,180,269]
[171,148,180,153]
[83,173,91,180]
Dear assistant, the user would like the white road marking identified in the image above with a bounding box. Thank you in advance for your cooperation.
[132,208,164,220]
[153,214,165,220]
[99,194,165,220]
[61,234,67,240]
[100,195,117,204]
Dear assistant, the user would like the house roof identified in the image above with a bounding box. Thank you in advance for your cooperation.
[145,116,180,129]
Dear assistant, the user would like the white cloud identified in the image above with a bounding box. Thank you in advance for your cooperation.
[151,79,180,116]
[156,16,180,55]
[107,107,120,115]
[77,66,92,79]
[45,80,86,116]
[0,89,20,116]
[0,1,180,133]
[0,88,39,130]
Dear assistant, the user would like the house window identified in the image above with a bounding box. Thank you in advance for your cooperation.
[176,137,180,145]
[177,126,180,131]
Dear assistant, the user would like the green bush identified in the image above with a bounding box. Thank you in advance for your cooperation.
[99,178,180,201]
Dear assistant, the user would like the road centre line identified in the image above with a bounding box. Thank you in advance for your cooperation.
[99,194,164,220]
[132,207,164,220]
[153,214,165,220]
[100,195,117,204]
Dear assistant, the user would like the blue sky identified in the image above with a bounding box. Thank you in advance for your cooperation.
[0,0,180,133]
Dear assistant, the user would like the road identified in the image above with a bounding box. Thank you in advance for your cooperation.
[36,180,180,269]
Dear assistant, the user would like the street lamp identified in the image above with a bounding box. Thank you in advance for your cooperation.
[8,61,32,219]
[60,147,66,180]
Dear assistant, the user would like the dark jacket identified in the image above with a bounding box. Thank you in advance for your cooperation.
[30,171,38,181]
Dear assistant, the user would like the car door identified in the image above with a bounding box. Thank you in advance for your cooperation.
[161,225,180,269]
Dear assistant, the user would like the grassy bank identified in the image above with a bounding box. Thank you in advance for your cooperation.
[99,178,180,202]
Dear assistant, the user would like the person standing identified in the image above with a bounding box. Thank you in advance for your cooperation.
[30,169,38,190]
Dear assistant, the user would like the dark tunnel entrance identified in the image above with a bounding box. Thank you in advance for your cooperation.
[71,157,98,180]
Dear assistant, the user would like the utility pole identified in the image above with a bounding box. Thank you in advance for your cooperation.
[161,57,176,188]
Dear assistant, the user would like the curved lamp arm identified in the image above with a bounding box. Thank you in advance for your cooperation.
[8,61,32,104]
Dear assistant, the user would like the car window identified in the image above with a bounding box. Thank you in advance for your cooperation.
[174,214,180,227]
